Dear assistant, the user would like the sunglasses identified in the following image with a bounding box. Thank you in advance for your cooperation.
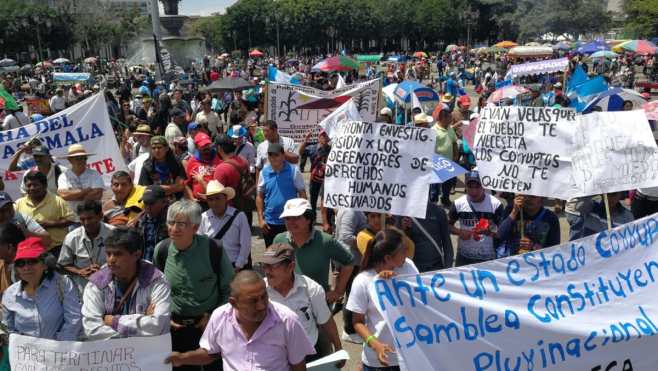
[15,259,41,268]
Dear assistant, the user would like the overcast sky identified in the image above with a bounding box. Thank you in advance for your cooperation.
[178,0,236,16]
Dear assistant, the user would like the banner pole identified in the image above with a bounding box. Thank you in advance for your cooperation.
[603,193,613,231]
[519,209,525,239]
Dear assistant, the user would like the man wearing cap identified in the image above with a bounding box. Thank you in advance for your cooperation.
[273,198,354,303]
[165,270,315,371]
[432,103,459,206]
[529,85,544,107]
[255,120,298,179]
[452,95,472,125]
[195,98,222,137]
[49,88,66,113]
[13,144,67,194]
[448,171,506,266]
[165,108,186,148]
[58,200,115,293]
[227,125,256,168]
[257,142,306,247]
[82,227,171,340]
[16,171,76,253]
[413,112,433,128]
[199,181,251,271]
[124,124,152,163]
[57,144,104,215]
[131,185,169,262]
[186,132,222,203]
[102,171,145,226]
[262,243,344,362]
[0,191,50,243]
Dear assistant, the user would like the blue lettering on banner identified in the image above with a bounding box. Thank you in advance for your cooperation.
[595,217,658,258]
[473,306,656,371]
[393,306,520,348]
[375,272,452,311]
[506,244,586,286]
[1,122,104,160]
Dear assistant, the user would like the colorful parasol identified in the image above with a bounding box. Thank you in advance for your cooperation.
[249,49,264,57]
[613,40,657,55]
[589,50,618,59]
[414,51,428,58]
[494,41,518,49]
[445,44,459,52]
[487,85,529,104]
[311,56,359,72]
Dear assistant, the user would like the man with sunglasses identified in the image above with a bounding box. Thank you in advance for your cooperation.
[262,243,344,364]
[448,171,506,266]
[57,144,104,217]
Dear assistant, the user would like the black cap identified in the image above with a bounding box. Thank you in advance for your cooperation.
[31,145,50,157]
[170,107,186,117]
[0,192,12,208]
[140,185,166,204]
[267,142,284,154]
[465,171,481,185]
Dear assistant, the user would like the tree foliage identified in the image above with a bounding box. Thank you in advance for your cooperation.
[623,0,658,38]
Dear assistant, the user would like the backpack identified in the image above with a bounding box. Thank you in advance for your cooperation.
[154,237,226,287]
[225,159,256,212]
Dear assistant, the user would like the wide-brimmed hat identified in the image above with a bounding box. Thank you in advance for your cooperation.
[201,180,235,200]
[227,125,247,138]
[414,112,434,125]
[62,144,94,158]
[134,124,153,136]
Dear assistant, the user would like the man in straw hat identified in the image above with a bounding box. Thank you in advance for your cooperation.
[198,181,251,271]
[57,143,104,215]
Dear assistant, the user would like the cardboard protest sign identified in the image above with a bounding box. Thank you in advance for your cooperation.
[0,93,127,200]
[323,121,435,218]
[9,333,172,370]
[571,110,658,196]
[473,106,576,199]
[266,79,379,143]
[373,214,658,371]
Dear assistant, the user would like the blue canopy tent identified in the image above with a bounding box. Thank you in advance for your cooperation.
[576,40,610,55]
[392,80,439,124]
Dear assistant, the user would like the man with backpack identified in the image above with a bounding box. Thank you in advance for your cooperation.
[213,134,256,228]
[153,199,234,371]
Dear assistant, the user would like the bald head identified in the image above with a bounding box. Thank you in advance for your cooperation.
[230,270,264,299]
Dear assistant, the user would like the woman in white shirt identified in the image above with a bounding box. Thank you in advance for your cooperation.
[346,228,419,371]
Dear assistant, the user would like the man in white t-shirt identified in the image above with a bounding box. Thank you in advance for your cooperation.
[49,88,67,112]
[255,120,298,175]
[448,171,506,266]
[1,107,30,130]
[262,243,344,364]
[57,144,104,216]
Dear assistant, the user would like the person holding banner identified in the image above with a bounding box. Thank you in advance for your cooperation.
[346,228,419,371]
[448,171,506,265]
[497,194,561,255]
[1,237,82,341]
[81,227,171,340]
[569,193,634,240]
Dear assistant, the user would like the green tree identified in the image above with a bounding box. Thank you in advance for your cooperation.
[191,15,224,51]
[623,0,658,38]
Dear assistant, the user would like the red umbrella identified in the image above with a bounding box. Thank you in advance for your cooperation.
[249,49,264,57]
[311,56,359,72]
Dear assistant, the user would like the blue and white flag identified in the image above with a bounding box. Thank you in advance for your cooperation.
[268,65,300,85]
[429,154,467,183]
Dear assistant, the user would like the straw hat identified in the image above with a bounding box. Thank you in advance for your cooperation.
[62,144,95,158]
[201,180,235,200]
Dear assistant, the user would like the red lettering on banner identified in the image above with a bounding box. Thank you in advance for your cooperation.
[103,158,116,173]
[3,171,18,181]
[87,158,116,175]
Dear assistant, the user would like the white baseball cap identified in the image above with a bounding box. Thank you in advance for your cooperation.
[280,198,312,219]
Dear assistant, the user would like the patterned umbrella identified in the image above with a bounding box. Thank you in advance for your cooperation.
[494,41,518,49]
[487,85,529,104]
[311,56,359,72]
[583,87,646,112]
[613,40,657,55]
[643,100,658,121]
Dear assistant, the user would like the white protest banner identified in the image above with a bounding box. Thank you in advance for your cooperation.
[318,98,363,139]
[323,121,435,218]
[0,93,126,200]
[372,214,658,371]
[9,333,172,370]
[571,110,658,196]
[473,106,576,199]
[266,79,379,142]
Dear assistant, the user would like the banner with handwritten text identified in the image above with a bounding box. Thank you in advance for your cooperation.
[373,214,658,371]
[323,121,435,218]
[473,106,576,199]
[9,333,172,370]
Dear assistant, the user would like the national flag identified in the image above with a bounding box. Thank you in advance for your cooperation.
[268,65,300,85]
[0,86,19,110]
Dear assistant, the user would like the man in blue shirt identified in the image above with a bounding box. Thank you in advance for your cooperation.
[256,143,306,247]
